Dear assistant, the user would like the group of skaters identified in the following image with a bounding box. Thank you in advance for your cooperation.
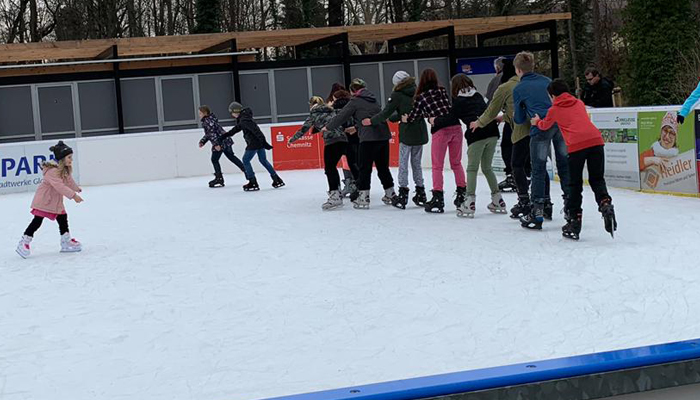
[14,50,700,258]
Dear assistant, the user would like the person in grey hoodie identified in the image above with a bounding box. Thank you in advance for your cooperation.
[324,78,395,209]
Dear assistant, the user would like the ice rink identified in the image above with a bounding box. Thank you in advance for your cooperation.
[1,169,700,400]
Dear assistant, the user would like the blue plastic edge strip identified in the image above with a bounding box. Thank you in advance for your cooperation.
[256,338,700,400]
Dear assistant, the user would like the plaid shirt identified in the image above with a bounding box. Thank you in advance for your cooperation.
[407,87,452,122]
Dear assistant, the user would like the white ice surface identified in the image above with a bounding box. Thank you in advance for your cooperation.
[1,169,700,400]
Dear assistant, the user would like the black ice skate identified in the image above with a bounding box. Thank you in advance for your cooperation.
[498,174,516,193]
[243,178,260,191]
[453,186,466,208]
[599,199,617,238]
[209,173,224,188]
[520,203,544,230]
[510,196,531,219]
[412,186,427,207]
[392,187,409,210]
[562,212,582,241]
[424,190,445,213]
[272,175,285,188]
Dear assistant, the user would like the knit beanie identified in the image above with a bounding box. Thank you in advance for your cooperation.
[392,71,410,86]
[228,101,243,114]
[50,141,73,162]
[349,78,367,92]
[661,112,678,133]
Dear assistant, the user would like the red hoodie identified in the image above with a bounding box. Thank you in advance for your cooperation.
[536,92,605,153]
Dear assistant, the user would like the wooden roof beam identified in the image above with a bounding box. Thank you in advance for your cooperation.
[387,26,453,54]
[94,44,118,60]
[476,21,553,47]
[199,39,236,54]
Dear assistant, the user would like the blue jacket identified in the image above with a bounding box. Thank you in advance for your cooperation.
[513,72,553,136]
[679,80,700,118]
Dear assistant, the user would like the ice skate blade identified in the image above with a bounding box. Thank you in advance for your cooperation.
[16,249,28,259]
[209,185,225,188]
[243,188,260,192]
[563,232,580,240]
[457,212,474,218]
[60,248,82,253]
[521,223,543,230]
[424,208,444,214]
[489,208,507,214]
[322,204,344,211]
[353,205,370,210]
[391,202,406,210]
[272,183,285,188]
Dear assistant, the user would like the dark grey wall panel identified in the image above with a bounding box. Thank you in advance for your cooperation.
[277,115,307,123]
[274,68,309,116]
[382,61,416,96]
[0,86,34,137]
[240,72,271,117]
[122,78,158,127]
[38,86,75,134]
[199,73,234,119]
[161,77,195,122]
[418,59,450,90]
[78,81,118,131]
[350,64,381,95]
[311,66,344,98]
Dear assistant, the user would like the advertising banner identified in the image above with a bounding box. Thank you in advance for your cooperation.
[0,139,80,195]
[638,111,698,194]
[590,112,641,190]
[388,122,400,167]
[271,125,323,171]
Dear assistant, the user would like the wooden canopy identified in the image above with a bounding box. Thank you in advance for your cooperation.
[0,13,571,64]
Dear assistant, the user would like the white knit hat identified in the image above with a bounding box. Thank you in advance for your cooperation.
[392,71,410,86]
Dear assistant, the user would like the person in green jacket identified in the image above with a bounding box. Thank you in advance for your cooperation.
[362,71,429,209]
[469,59,533,219]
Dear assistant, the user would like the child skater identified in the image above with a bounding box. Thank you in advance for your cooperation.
[198,105,246,188]
[225,102,285,191]
[288,96,349,210]
[16,141,83,258]
[531,79,617,240]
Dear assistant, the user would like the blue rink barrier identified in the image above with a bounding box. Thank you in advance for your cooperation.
[259,338,700,400]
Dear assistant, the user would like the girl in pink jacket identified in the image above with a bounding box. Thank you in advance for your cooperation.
[16,141,84,258]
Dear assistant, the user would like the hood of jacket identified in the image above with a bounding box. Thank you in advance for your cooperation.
[332,97,350,110]
[238,108,254,121]
[355,89,378,103]
[394,77,416,95]
[552,92,578,108]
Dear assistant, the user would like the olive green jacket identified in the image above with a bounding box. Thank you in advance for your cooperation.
[476,75,530,144]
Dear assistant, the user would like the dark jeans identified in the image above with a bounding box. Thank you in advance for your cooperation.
[343,141,360,180]
[25,214,69,237]
[357,140,394,191]
[212,146,245,176]
[324,142,347,191]
[501,123,513,175]
[511,136,531,197]
[242,149,277,180]
[530,126,570,204]
[567,145,611,215]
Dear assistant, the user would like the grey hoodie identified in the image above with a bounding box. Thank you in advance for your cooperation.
[325,89,392,143]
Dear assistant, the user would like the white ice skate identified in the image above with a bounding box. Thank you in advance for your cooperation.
[457,195,476,218]
[381,187,396,205]
[60,233,82,253]
[353,190,370,210]
[16,235,32,259]
[322,190,343,211]
[487,193,508,214]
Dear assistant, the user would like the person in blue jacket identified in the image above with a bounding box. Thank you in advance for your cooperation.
[512,51,570,230]
[677,80,700,124]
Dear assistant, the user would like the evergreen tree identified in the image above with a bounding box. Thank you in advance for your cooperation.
[622,0,698,105]
[193,0,221,33]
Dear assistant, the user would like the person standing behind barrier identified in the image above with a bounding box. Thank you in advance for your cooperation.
[677,78,700,124]
[512,51,570,230]
[198,105,246,188]
[402,68,465,214]
[361,71,428,210]
[324,78,396,209]
[471,59,532,219]
[327,83,359,197]
[225,102,285,191]
[288,96,349,210]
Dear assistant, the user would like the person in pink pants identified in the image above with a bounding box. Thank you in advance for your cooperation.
[403,68,465,213]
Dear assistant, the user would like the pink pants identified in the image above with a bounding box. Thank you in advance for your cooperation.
[431,125,466,191]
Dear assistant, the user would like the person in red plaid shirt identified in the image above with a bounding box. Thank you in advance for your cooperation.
[402,68,465,214]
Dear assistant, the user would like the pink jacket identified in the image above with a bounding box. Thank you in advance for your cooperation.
[30,167,80,214]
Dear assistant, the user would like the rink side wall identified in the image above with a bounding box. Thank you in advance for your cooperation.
[1,106,698,196]
[257,338,700,400]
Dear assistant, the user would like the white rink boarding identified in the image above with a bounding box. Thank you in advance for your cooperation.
[1,169,700,400]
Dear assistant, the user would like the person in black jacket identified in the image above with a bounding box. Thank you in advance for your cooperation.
[435,74,506,218]
[198,105,246,188]
[330,89,360,197]
[225,102,284,191]
[581,67,614,108]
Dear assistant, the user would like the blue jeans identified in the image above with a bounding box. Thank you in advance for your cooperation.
[242,149,277,180]
[529,125,570,204]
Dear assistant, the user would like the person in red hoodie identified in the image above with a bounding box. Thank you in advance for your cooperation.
[531,79,617,240]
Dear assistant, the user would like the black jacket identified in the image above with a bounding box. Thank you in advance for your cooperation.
[451,92,499,146]
[226,108,273,151]
[582,77,614,108]
[326,89,391,143]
